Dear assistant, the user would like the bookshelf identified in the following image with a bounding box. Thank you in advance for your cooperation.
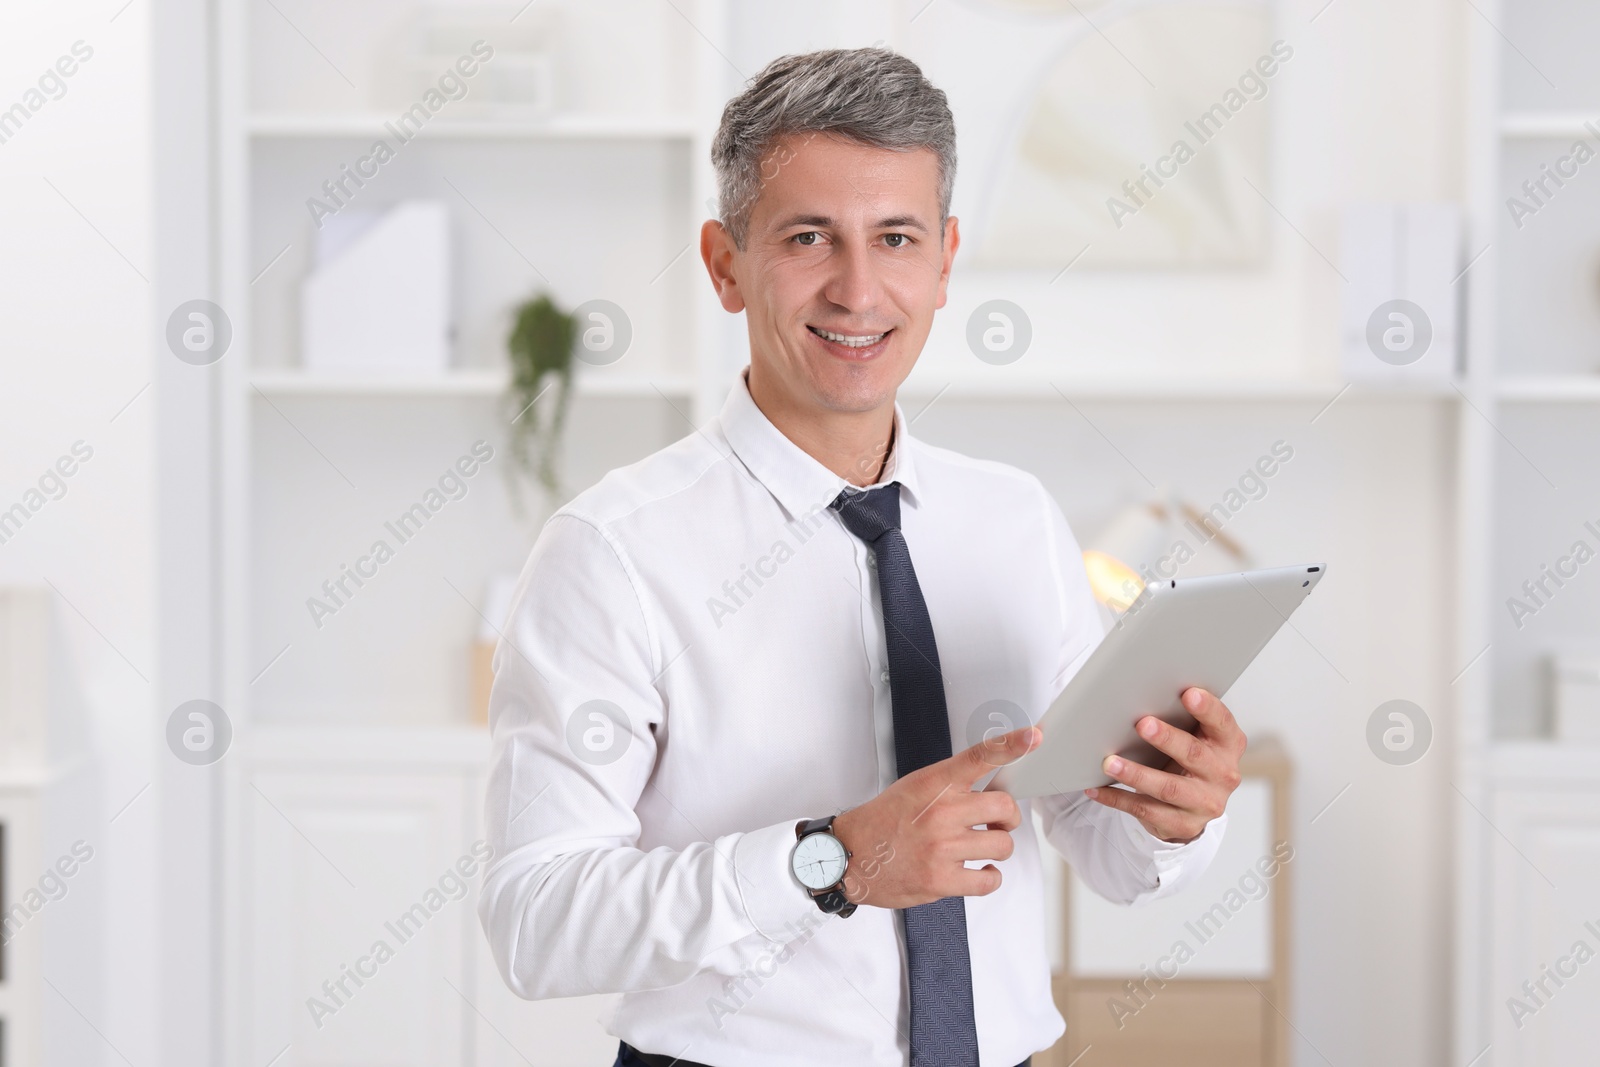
[1458,2,1600,1064]
[215,2,731,1063]
[219,0,731,734]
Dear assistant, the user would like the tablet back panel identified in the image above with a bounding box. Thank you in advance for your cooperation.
[991,564,1324,798]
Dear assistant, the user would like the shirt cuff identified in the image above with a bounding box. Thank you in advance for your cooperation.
[730,818,824,945]
[1119,809,1228,905]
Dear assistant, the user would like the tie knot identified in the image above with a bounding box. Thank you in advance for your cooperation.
[831,482,901,544]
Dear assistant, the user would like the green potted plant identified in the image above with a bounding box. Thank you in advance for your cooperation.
[504,292,577,512]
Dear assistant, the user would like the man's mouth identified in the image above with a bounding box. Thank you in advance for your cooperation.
[807,325,892,349]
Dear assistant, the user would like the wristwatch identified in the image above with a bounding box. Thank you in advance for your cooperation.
[791,815,857,917]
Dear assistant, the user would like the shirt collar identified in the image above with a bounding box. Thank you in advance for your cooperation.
[718,366,923,523]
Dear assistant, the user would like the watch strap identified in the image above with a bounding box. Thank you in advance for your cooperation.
[814,888,857,917]
[796,815,838,838]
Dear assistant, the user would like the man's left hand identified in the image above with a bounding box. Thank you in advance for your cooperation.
[1083,686,1245,844]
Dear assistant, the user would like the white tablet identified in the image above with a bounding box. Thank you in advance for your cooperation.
[987,563,1326,799]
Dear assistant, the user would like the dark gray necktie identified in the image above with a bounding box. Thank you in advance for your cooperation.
[832,482,979,1067]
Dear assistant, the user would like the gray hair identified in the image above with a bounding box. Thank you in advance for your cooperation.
[711,48,957,249]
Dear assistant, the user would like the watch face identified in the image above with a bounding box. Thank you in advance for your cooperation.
[792,831,849,890]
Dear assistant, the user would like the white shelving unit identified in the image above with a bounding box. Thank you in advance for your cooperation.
[0,588,103,1067]
[899,372,1464,402]
[1495,376,1600,402]
[1458,3,1600,1064]
[247,368,697,398]
[214,3,730,1064]
[219,0,733,729]
[248,112,700,140]
[1499,112,1599,139]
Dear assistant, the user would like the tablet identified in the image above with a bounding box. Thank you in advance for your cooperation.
[987,563,1325,798]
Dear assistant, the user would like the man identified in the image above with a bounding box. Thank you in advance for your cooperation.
[479,48,1244,1067]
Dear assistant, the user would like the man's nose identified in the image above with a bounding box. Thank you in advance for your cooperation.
[820,239,886,313]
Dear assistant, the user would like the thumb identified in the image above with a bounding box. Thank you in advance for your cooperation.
[953,723,1041,784]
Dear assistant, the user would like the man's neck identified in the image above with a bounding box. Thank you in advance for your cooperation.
[746,368,896,488]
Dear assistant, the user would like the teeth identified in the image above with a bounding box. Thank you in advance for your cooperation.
[812,327,886,348]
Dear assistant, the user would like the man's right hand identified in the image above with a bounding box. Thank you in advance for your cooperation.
[830,725,1040,910]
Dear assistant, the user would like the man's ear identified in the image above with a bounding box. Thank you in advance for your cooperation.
[933,215,961,311]
[700,218,746,313]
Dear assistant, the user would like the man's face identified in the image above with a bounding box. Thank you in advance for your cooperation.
[702,133,959,415]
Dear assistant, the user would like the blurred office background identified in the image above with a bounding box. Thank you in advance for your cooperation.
[1,0,1597,1064]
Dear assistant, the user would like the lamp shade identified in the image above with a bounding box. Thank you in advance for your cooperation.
[1080,493,1252,614]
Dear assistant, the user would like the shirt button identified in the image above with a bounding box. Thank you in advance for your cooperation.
[866,554,877,569]
[880,669,891,684]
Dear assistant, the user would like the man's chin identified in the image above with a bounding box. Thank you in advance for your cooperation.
[804,366,904,414]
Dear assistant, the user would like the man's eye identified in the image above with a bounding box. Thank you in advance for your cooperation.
[793,232,820,246]
[884,233,908,248]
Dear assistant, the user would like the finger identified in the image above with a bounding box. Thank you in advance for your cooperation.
[945,863,1004,898]
[1085,783,1206,843]
[918,788,1022,834]
[946,827,1016,864]
[947,788,1022,831]
[1181,688,1248,751]
[951,724,1040,786]
[1102,754,1208,812]
[1133,714,1215,776]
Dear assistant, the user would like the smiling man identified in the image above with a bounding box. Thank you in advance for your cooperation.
[479,48,1244,1067]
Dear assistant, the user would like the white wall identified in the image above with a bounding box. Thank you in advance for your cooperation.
[0,3,157,1065]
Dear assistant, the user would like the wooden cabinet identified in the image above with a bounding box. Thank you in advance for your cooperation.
[1040,738,1291,1067]
[1059,980,1269,1067]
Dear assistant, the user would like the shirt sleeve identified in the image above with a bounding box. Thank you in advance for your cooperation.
[1034,790,1228,905]
[1029,485,1227,906]
[477,513,818,1000]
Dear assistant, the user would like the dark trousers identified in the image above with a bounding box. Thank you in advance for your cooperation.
[616,1041,1032,1067]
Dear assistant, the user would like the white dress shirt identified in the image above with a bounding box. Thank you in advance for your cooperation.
[479,368,1226,1066]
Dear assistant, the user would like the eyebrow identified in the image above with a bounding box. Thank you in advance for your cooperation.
[770,213,931,234]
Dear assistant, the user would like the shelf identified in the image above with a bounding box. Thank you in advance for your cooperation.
[0,755,91,791]
[244,369,1469,407]
[247,369,695,398]
[1496,376,1600,401]
[1499,112,1600,139]
[248,112,699,141]
[245,724,490,767]
[896,374,1464,401]
[249,370,1464,403]
[1488,740,1600,782]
